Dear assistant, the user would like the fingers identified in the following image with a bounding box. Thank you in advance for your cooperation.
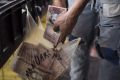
[53,31,67,48]
[53,11,68,45]
[58,32,67,43]
[53,26,60,32]
[53,17,61,32]
[53,10,67,27]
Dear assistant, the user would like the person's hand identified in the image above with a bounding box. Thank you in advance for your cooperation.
[53,11,77,43]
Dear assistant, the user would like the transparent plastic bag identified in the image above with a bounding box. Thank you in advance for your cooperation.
[12,5,81,79]
[12,38,80,80]
[25,5,37,34]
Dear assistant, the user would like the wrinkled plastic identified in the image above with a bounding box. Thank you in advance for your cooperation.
[12,39,80,80]
[12,6,81,79]
[25,5,37,34]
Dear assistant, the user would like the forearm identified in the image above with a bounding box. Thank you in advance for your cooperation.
[67,0,89,19]
[53,0,66,7]
[65,0,89,30]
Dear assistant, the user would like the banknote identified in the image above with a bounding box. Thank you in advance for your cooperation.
[13,38,80,80]
[44,5,67,45]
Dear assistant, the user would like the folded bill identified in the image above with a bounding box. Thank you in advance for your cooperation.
[44,5,67,45]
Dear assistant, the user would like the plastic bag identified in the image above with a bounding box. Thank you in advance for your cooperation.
[12,38,80,80]
[25,5,37,34]
[12,6,81,79]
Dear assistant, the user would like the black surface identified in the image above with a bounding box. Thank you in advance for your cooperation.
[0,0,25,14]
[0,0,26,68]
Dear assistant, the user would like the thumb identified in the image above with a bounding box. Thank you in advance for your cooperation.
[53,19,60,32]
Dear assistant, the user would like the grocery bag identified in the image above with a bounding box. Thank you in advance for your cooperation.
[12,38,80,80]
